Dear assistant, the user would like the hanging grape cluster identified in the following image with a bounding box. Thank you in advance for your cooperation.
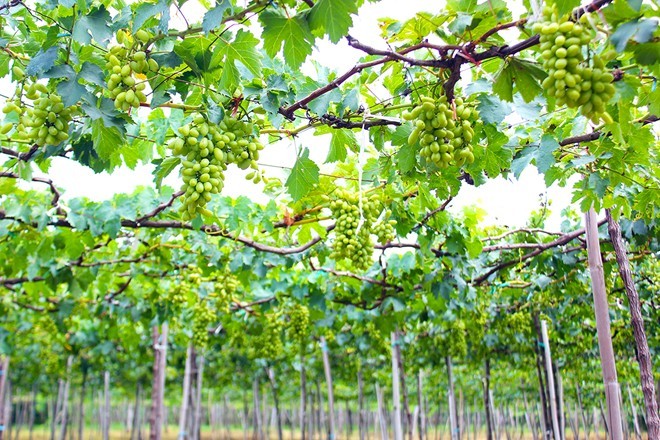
[433,320,468,358]
[287,304,310,346]
[328,189,384,270]
[105,29,159,111]
[253,313,284,360]
[535,8,615,123]
[2,82,76,146]
[192,302,216,349]
[168,113,264,220]
[211,272,240,313]
[403,94,477,169]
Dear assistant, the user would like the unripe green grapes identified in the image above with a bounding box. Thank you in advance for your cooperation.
[329,190,380,270]
[534,8,615,123]
[403,93,477,170]
[192,302,216,349]
[211,272,239,313]
[2,83,75,146]
[168,113,265,220]
[253,313,284,360]
[104,29,159,111]
[287,304,310,345]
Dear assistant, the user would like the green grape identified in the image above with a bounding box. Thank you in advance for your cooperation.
[404,93,477,170]
[168,113,265,220]
[3,84,76,146]
[104,30,159,112]
[328,189,382,270]
[287,304,310,345]
[253,313,284,360]
[192,302,216,349]
[212,272,240,313]
[534,8,615,123]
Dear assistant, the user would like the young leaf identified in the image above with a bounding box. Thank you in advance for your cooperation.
[91,119,124,161]
[286,148,319,201]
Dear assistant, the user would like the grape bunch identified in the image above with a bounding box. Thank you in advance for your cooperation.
[287,304,310,345]
[211,272,240,313]
[253,313,284,360]
[372,216,397,244]
[192,302,216,349]
[329,190,381,270]
[2,83,75,146]
[105,29,159,111]
[534,8,615,123]
[403,94,477,169]
[168,113,264,219]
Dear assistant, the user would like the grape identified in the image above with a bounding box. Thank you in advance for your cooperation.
[403,93,477,170]
[104,30,159,112]
[168,113,265,220]
[534,8,615,123]
[253,313,284,360]
[329,190,379,270]
[2,83,76,146]
[192,302,216,349]
[287,304,310,345]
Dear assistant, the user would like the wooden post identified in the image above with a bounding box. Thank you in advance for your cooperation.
[606,210,660,439]
[584,208,624,440]
[102,370,110,440]
[446,357,458,440]
[358,370,365,440]
[301,365,307,440]
[391,333,403,440]
[375,385,388,440]
[193,354,204,440]
[179,343,193,440]
[417,371,425,440]
[320,337,336,440]
[0,356,9,440]
[483,359,493,440]
[150,323,169,440]
[540,321,561,440]
[267,367,283,440]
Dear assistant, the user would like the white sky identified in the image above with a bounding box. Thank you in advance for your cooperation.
[6,0,577,230]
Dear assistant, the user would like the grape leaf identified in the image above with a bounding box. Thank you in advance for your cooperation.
[308,0,357,43]
[476,95,511,124]
[493,63,514,102]
[260,10,315,69]
[133,0,170,33]
[326,129,356,163]
[286,148,319,201]
[91,119,124,161]
[25,46,59,77]
[56,77,86,107]
[72,7,112,47]
[554,0,580,18]
[213,30,262,90]
[202,0,232,34]
[396,143,417,174]
[610,19,659,52]
[535,134,559,173]
[152,157,180,188]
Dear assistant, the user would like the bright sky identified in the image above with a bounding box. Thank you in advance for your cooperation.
[8,0,577,230]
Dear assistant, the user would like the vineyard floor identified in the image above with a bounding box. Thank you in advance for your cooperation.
[5,426,622,440]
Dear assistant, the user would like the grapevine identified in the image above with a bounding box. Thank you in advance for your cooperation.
[403,93,477,169]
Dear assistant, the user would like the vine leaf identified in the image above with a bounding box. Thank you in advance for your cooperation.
[286,148,319,201]
[260,9,315,69]
[133,0,170,33]
[610,19,659,52]
[554,0,580,18]
[202,0,233,35]
[326,129,356,163]
[308,0,357,44]
[25,46,59,77]
[91,119,124,162]
[72,7,113,47]
[213,30,262,90]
